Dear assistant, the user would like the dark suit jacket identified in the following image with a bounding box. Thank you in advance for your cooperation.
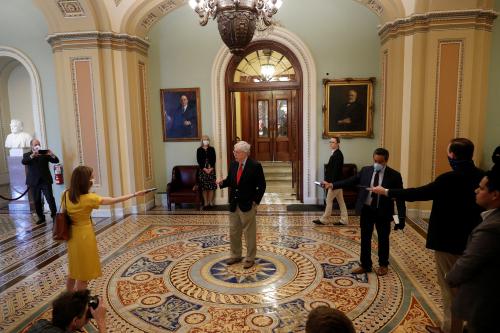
[446,208,500,328]
[332,101,365,132]
[197,146,216,168]
[220,158,266,212]
[333,165,406,220]
[388,164,484,254]
[22,152,59,186]
[325,149,344,183]
[169,104,197,138]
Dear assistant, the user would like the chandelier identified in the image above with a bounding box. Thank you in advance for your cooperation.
[189,0,283,55]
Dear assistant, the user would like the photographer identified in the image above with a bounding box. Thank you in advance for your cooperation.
[21,139,59,224]
[26,289,107,333]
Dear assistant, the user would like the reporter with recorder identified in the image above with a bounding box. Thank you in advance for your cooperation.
[22,139,59,225]
[65,165,150,292]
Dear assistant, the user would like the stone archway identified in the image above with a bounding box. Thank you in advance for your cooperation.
[0,46,46,147]
[211,27,319,204]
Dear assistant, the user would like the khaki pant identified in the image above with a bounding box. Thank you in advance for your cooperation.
[435,251,463,333]
[229,204,257,262]
[321,188,348,224]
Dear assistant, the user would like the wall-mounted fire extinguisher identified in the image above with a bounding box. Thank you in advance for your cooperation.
[54,164,64,185]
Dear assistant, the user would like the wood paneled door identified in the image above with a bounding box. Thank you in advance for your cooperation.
[251,90,297,162]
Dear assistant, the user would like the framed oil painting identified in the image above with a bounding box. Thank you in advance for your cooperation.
[161,88,201,141]
[323,78,374,138]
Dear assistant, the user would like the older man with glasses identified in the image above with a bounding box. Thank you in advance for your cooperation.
[313,137,349,226]
[217,141,266,269]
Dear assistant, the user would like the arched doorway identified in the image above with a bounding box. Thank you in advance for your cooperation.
[225,40,303,201]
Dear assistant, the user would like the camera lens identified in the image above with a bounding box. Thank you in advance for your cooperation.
[87,295,99,319]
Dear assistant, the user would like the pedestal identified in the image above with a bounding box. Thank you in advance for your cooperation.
[7,154,33,212]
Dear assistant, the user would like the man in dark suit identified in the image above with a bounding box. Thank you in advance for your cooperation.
[217,140,266,269]
[330,148,406,276]
[22,139,59,224]
[372,138,484,333]
[446,170,500,333]
[167,94,197,138]
[313,136,348,225]
[333,89,365,132]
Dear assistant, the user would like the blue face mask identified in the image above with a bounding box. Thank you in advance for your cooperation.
[373,163,383,172]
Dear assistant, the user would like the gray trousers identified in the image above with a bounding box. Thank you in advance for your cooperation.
[229,204,257,262]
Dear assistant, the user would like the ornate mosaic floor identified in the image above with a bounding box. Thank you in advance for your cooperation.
[1,210,441,332]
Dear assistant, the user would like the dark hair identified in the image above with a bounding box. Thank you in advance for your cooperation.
[373,147,389,161]
[68,165,93,204]
[331,136,340,143]
[52,290,90,329]
[449,138,474,160]
[485,170,500,192]
[305,306,355,333]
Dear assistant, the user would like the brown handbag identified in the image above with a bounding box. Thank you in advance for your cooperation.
[53,191,72,241]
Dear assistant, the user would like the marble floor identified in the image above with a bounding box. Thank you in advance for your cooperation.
[1,206,440,333]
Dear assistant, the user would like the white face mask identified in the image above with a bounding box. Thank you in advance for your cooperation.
[33,145,41,152]
[373,163,383,172]
[202,140,210,146]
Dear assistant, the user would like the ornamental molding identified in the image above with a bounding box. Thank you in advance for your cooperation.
[46,31,150,55]
[379,9,498,43]
[57,0,86,18]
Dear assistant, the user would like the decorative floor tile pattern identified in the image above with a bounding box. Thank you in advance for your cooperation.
[1,212,440,332]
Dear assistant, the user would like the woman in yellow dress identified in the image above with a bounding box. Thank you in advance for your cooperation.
[64,165,147,291]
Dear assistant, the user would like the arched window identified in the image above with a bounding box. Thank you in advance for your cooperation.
[233,49,296,83]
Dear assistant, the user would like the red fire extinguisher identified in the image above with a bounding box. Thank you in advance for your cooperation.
[54,164,64,185]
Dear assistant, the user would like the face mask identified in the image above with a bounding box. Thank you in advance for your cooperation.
[202,140,209,146]
[33,145,41,152]
[90,179,95,186]
[373,163,383,172]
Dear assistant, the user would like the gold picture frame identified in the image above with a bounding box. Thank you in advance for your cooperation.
[323,78,375,138]
[161,87,202,141]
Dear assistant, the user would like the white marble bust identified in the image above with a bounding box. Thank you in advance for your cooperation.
[4,119,32,149]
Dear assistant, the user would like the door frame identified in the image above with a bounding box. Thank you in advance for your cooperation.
[224,40,303,201]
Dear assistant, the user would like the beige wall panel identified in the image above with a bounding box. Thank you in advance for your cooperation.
[414,0,495,13]
[138,62,152,181]
[72,59,101,184]
[434,42,461,176]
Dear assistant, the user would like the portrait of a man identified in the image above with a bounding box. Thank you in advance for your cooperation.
[161,88,201,141]
[323,78,374,138]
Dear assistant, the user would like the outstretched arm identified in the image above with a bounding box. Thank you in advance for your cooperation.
[100,189,148,205]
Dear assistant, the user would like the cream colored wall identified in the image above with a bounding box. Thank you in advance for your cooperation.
[8,65,34,136]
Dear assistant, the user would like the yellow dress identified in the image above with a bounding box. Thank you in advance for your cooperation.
[65,192,102,281]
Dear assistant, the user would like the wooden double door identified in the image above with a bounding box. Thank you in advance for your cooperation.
[239,90,298,162]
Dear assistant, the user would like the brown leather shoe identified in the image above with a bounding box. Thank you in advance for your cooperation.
[351,266,371,274]
[243,260,254,269]
[375,266,388,276]
[425,325,444,333]
[226,257,242,265]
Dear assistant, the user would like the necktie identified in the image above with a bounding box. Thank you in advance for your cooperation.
[236,163,243,184]
[371,170,380,208]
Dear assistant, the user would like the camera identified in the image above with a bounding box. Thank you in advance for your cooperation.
[87,295,99,319]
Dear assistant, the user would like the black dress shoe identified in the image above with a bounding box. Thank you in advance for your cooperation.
[312,219,325,225]
[333,222,347,226]
[36,219,46,225]
[226,257,242,265]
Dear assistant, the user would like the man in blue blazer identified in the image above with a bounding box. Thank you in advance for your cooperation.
[330,148,406,276]
[217,141,266,269]
[446,170,500,333]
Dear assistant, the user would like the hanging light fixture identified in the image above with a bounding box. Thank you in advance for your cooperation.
[189,0,283,55]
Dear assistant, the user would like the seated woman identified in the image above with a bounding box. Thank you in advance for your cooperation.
[65,165,148,291]
[196,135,217,208]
